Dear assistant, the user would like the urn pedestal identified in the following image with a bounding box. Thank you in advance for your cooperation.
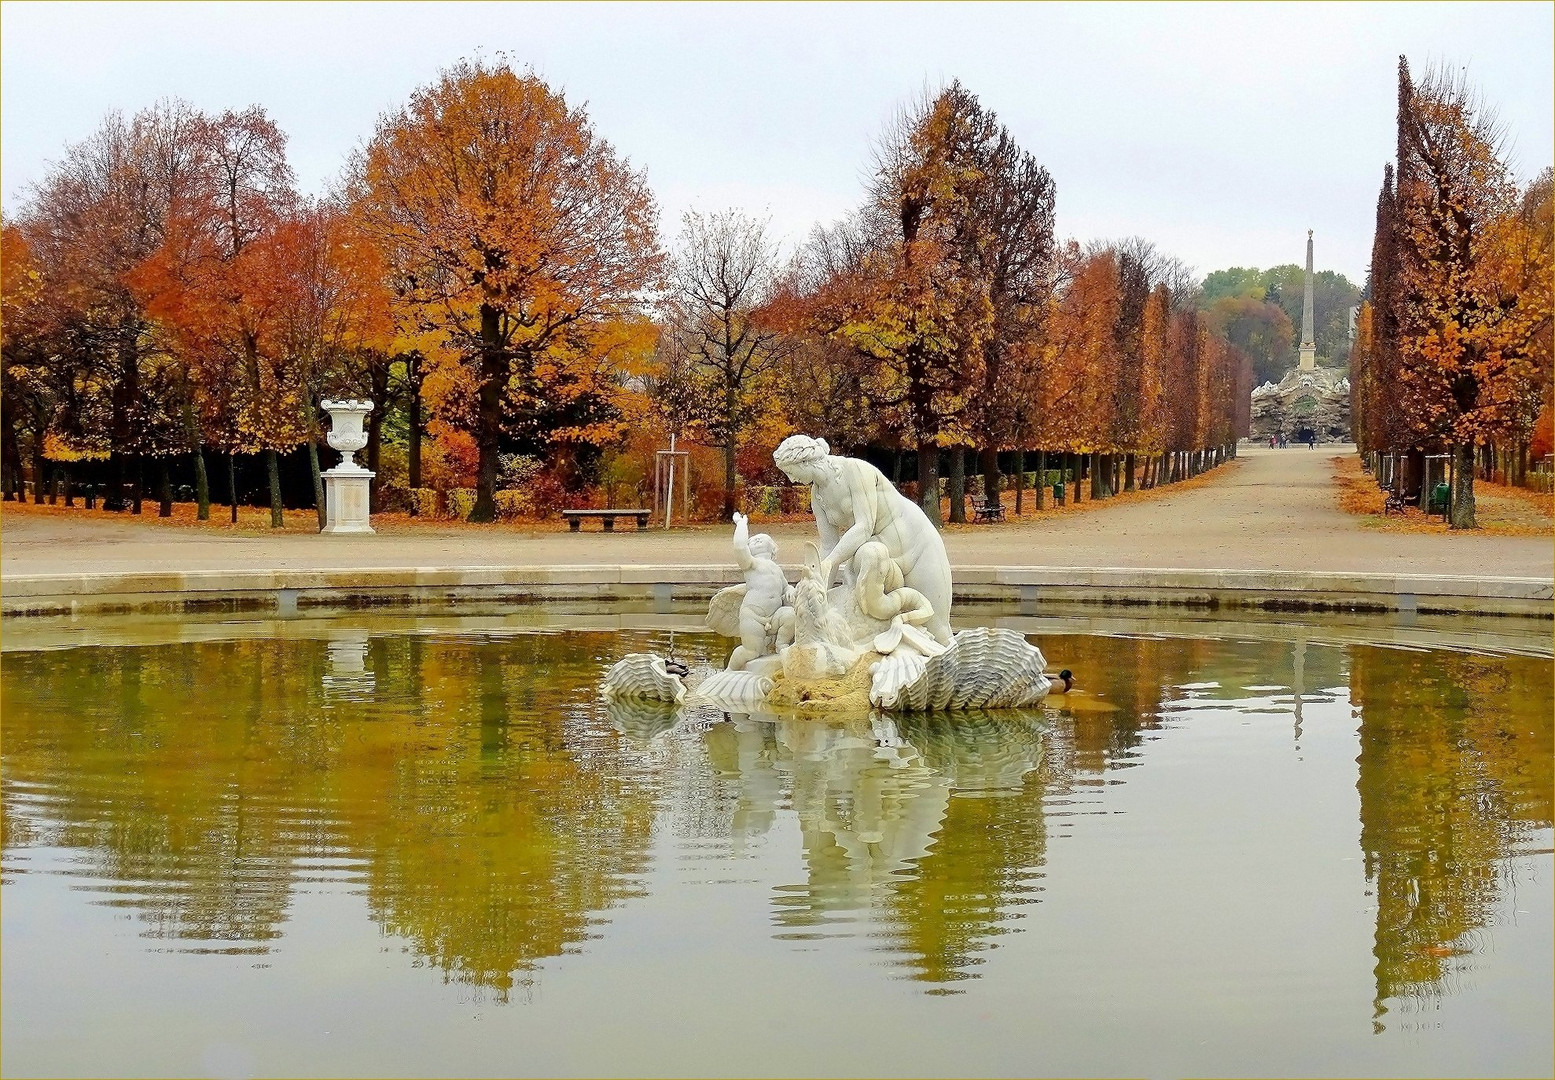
[321,400,375,535]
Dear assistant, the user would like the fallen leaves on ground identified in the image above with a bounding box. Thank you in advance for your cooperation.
[1331,455,1553,537]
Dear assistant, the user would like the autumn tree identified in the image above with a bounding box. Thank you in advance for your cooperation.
[131,106,306,526]
[356,59,662,522]
[1,222,50,501]
[960,121,1056,508]
[664,210,792,519]
[1353,164,1405,460]
[775,330,883,460]
[17,101,207,511]
[1391,58,1546,527]
[798,83,1000,525]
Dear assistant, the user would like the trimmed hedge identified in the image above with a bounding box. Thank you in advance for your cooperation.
[446,488,477,520]
[409,488,440,518]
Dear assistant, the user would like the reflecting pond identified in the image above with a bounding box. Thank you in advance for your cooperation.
[2,614,1550,1078]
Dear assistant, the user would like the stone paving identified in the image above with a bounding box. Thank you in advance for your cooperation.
[2,445,1548,581]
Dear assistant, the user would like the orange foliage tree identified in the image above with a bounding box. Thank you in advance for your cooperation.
[131,106,307,526]
[356,59,662,522]
[1387,59,1555,528]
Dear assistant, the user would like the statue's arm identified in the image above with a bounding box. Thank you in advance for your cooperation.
[731,511,753,571]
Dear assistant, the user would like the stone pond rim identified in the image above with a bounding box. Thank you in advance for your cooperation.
[3,564,1549,619]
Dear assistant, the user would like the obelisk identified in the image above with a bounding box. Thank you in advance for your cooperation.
[1298,229,1317,371]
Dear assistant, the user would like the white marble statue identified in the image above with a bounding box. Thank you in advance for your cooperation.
[707,512,790,671]
[603,434,1055,713]
[773,435,953,646]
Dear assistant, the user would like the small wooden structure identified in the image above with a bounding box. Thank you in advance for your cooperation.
[654,435,692,528]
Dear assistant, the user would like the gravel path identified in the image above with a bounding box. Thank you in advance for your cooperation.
[2,445,1549,580]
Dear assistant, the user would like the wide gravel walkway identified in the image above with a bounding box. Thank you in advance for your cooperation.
[2,445,1549,580]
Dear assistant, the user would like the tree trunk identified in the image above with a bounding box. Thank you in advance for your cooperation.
[1124,452,1136,492]
[1035,450,1048,510]
[471,304,504,524]
[979,445,1000,509]
[1449,443,1477,529]
[948,446,966,524]
[1014,449,1025,515]
[194,446,210,521]
[266,448,284,528]
[157,458,172,517]
[407,378,423,494]
[308,437,326,531]
[30,426,46,504]
[1089,453,1102,499]
[366,409,383,513]
[0,396,18,501]
[228,452,238,524]
[131,455,143,514]
[48,467,58,504]
[891,449,903,487]
[722,439,738,522]
[105,324,140,512]
[917,440,941,526]
[63,466,73,507]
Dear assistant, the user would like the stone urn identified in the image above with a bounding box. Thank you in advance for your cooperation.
[321,399,375,534]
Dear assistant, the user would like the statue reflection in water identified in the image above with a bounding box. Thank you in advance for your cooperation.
[609,699,1060,987]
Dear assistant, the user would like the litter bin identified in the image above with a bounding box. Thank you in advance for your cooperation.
[1052,482,1064,504]
[1429,483,1450,514]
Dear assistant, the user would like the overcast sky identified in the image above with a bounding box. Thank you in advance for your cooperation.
[3,2,1551,283]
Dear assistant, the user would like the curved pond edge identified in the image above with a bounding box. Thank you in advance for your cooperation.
[4,602,1549,661]
[2,563,1550,620]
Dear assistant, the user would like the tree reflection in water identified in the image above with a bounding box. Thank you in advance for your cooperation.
[2,625,1549,1013]
[1350,646,1553,1030]
[1,631,662,1002]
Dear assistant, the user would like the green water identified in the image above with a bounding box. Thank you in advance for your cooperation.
[2,614,1550,1078]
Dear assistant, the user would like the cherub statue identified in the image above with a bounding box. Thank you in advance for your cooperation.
[706,512,790,671]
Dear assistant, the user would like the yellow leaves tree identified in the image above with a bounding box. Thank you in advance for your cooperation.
[356,58,663,522]
[1391,58,1550,527]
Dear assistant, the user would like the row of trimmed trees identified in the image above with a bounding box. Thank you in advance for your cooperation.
[670,82,1250,525]
[2,64,1251,527]
[1350,58,1553,528]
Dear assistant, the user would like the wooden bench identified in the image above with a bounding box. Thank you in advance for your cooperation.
[562,508,651,532]
[969,493,1006,523]
[1383,488,1407,516]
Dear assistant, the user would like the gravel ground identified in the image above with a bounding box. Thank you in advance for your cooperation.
[2,445,1550,580]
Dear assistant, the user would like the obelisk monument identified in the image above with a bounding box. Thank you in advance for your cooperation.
[1298,229,1317,371]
